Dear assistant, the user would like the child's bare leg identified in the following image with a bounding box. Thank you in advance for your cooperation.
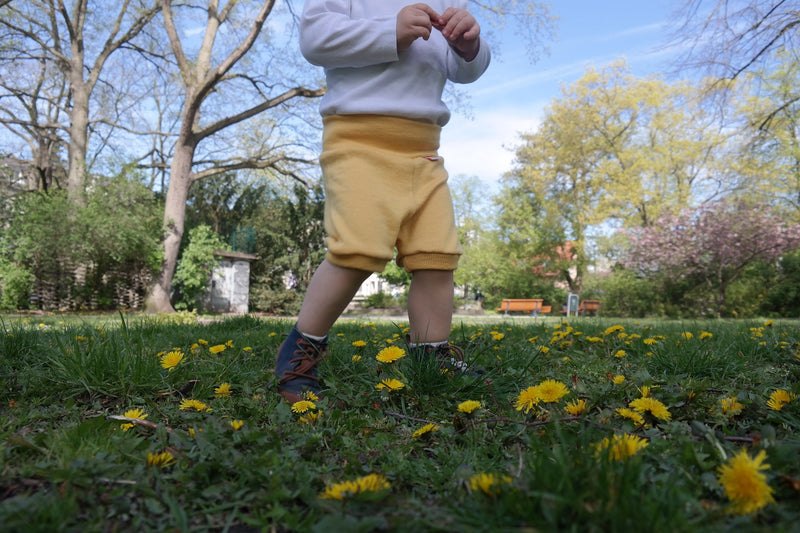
[407,269,454,344]
[296,259,372,337]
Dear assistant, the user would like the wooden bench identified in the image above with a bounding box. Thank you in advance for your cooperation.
[496,299,544,316]
[560,300,601,316]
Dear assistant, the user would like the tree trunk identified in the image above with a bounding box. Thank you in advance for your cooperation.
[145,139,196,313]
[67,81,89,205]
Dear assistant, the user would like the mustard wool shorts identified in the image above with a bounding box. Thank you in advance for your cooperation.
[320,114,463,273]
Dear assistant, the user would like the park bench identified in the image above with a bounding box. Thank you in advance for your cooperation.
[496,298,545,316]
[562,299,601,316]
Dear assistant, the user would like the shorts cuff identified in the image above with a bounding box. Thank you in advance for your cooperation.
[400,253,460,272]
[326,252,388,273]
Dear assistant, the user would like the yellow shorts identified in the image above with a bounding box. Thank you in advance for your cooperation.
[320,114,462,273]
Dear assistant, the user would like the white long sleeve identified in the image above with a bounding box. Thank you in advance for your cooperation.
[299,0,491,126]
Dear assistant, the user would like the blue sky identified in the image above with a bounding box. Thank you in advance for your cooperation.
[440,0,681,187]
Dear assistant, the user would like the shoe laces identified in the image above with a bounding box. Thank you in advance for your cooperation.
[279,338,328,385]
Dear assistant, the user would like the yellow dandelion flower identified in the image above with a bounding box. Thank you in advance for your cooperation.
[230,420,244,431]
[643,337,658,345]
[718,396,744,416]
[190,343,200,353]
[538,346,550,354]
[604,325,625,336]
[565,398,587,416]
[616,407,645,426]
[764,319,774,327]
[376,346,406,363]
[352,355,362,362]
[515,386,541,414]
[629,396,672,421]
[681,332,693,340]
[527,336,539,343]
[612,374,626,384]
[179,398,211,412]
[699,331,713,340]
[160,350,184,371]
[458,400,482,414]
[537,379,569,403]
[614,350,627,358]
[376,378,405,392]
[638,385,652,397]
[225,340,234,347]
[490,331,505,341]
[209,344,226,354]
[243,346,252,352]
[352,340,367,347]
[120,408,147,431]
[767,389,796,411]
[412,423,440,438]
[586,336,603,343]
[319,473,390,500]
[198,339,208,345]
[469,473,512,496]
[146,451,176,467]
[291,400,316,413]
[268,332,278,337]
[717,449,775,515]
[594,434,649,461]
[214,382,232,397]
[304,391,320,402]
[299,410,323,424]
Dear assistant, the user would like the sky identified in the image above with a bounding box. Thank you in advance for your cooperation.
[439,0,682,189]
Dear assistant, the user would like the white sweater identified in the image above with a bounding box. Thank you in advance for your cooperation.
[299,0,491,126]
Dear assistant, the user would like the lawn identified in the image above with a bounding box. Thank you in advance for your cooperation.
[1,314,798,532]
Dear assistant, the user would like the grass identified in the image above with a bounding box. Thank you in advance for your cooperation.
[1,313,799,532]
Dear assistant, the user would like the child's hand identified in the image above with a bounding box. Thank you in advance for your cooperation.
[396,3,440,51]
[433,7,481,61]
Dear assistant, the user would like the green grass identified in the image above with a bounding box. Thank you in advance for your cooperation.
[1,314,799,532]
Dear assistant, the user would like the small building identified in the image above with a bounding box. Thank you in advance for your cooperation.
[203,250,258,314]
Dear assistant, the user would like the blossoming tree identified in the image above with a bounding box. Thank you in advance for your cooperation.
[623,199,800,316]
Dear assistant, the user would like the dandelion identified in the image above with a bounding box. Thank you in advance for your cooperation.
[594,434,649,461]
[160,350,184,371]
[352,340,367,347]
[225,340,234,347]
[629,396,672,421]
[146,451,176,468]
[198,339,208,345]
[643,338,658,345]
[616,407,645,426]
[230,420,244,431]
[490,331,505,341]
[458,400,481,414]
[179,398,211,412]
[681,332,693,340]
[304,391,320,402]
[611,374,626,384]
[243,346,252,352]
[412,423,440,438]
[565,398,587,416]
[538,345,550,354]
[351,355,362,362]
[638,385,652,397]
[376,346,406,363]
[319,473,390,500]
[699,331,713,340]
[718,396,745,417]
[291,400,316,413]
[269,332,278,338]
[120,408,147,431]
[717,449,775,515]
[586,336,603,343]
[614,350,627,358]
[537,379,569,403]
[604,325,625,336]
[767,389,796,411]
[190,343,200,353]
[214,382,232,397]
[376,378,405,392]
[299,411,323,424]
[209,344,226,354]
[469,473,512,496]
[515,386,541,414]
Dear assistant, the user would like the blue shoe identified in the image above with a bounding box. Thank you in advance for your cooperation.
[275,327,328,403]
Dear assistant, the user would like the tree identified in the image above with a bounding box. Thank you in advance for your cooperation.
[501,62,730,291]
[144,0,325,313]
[0,0,162,204]
[622,198,800,316]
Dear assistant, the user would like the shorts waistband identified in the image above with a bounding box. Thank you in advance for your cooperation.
[322,114,441,153]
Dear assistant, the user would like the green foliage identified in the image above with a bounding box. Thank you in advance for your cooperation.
[0,174,163,310]
[1,316,799,531]
[173,225,229,311]
[0,260,33,310]
[363,291,398,309]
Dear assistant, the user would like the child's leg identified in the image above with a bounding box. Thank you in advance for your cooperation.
[407,269,454,344]
[297,259,372,337]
